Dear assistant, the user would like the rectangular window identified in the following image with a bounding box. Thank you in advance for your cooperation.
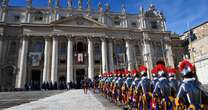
[114,21,120,25]
[151,21,158,29]
[94,60,100,64]
[60,59,66,64]
[94,44,101,55]
[14,15,20,22]
[131,22,137,28]
[34,16,43,21]
[34,12,44,22]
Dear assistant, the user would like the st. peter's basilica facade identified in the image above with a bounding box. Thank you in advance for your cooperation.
[0,0,174,90]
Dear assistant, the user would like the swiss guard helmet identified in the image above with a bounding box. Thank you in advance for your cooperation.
[156,64,167,77]
[151,67,158,78]
[178,60,194,76]
[139,65,147,76]
[167,68,177,78]
[132,69,138,77]
[124,69,131,77]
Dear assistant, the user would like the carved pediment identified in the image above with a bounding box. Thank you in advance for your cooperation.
[51,16,106,28]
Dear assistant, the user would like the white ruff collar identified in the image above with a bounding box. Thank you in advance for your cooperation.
[159,77,166,81]
[183,78,195,82]
[142,76,148,80]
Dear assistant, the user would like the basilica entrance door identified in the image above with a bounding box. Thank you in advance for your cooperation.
[76,69,85,89]
[31,70,41,90]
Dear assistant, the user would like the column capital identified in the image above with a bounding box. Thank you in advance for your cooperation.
[88,37,96,42]
[43,36,52,40]
[107,37,113,42]
[51,36,59,40]
[101,38,107,42]
[125,39,134,43]
[21,36,30,41]
[66,35,73,40]
[125,39,130,42]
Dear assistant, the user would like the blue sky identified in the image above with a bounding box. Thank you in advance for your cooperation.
[9,0,208,35]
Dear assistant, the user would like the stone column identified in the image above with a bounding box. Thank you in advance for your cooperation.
[0,37,3,63]
[108,40,114,71]
[142,33,153,78]
[165,43,174,67]
[51,37,58,84]
[126,40,133,71]
[0,37,3,89]
[15,37,29,89]
[101,39,108,73]
[24,10,31,23]
[88,38,94,80]
[67,37,73,83]
[42,38,51,82]
[1,8,6,22]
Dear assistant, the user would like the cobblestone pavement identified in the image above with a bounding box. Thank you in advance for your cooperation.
[4,90,121,110]
[0,90,64,110]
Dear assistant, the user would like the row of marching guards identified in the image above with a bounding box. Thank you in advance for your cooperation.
[98,60,208,110]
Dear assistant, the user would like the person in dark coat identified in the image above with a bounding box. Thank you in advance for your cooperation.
[53,82,58,90]
[49,81,53,90]
[46,81,49,90]
[25,82,29,91]
[41,82,46,90]
[82,77,89,94]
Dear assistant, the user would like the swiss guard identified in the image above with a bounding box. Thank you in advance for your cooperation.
[152,64,171,110]
[124,70,134,108]
[151,67,159,92]
[137,65,152,109]
[176,60,208,109]
[167,68,180,98]
[115,70,124,105]
[131,69,141,109]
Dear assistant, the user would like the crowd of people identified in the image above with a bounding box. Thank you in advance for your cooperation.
[24,81,84,91]
[98,60,208,110]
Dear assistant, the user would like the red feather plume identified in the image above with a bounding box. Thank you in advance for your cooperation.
[124,69,130,75]
[156,64,167,72]
[139,65,148,72]
[151,67,158,74]
[132,69,138,75]
[167,68,177,75]
[178,60,194,72]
